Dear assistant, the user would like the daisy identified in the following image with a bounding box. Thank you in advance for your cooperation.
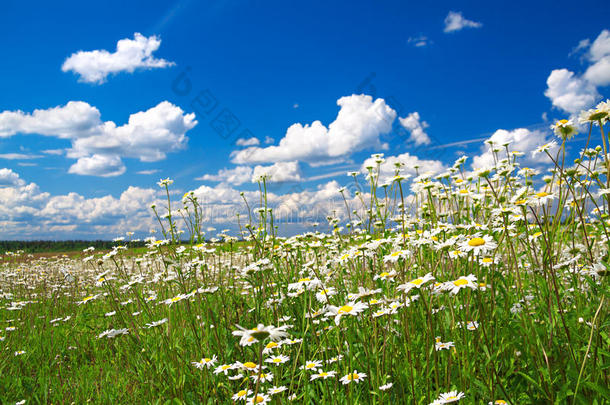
[251,371,273,383]
[192,355,218,369]
[232,389,252,402]
[435,340,455,351]
[268,386,287,395]
[379,382,393,391]
[438,390,465,403]
[397,272,435,294]
[459,234,497,255]
[214,363,236,375]
[340,370,367,385]
[383,250,410,263]
[246,394,271,405]
[530,191,555,206]
[326,301,368,325]
[301,360,323,372]
[373,269,397,281]
[443,274,478,295]
[310,370,337,380]
[262,341,281,354]
[233,324,289,346]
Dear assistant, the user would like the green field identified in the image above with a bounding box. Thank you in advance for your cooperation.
[1,119,610,404]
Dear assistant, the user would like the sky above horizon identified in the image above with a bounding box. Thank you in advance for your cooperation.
[1,0,609,240]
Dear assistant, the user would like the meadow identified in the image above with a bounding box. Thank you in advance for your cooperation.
[1,107,610,404]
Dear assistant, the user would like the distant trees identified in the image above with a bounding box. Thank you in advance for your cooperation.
[0,240,147,254]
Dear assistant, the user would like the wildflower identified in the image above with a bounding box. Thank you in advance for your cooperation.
[246,393,271,405]
[192,355,218,369]
[326,301,368,325]
[397,273,435,294]
[233,324,289,346]
[552,119,577,139]
[300,360,323,372]
[268,386,287,395]
[311,370,337,380]
[438,391,465,402]
[145,318,168,328]
[379,382,393,391]
[232,389,252,402]
[459,235,497,255]
[14,350,25,356]
[530,191,555,206]
[214,364,236,375]
[340,370,367,384]
[373,269,397,281]
[265,355,290,365]
[435,339,455,351]
[444,274,477,295]
[251,371,274,383]
[157,178,174,187]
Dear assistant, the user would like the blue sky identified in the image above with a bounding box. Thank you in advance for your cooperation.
[0,0,609,239]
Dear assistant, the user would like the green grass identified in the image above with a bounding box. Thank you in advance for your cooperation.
[1,119,610,404]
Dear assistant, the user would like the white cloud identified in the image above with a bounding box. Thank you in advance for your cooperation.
[235,137,260,146]
[545,69,599,115]
[197,161,302,185]
[0,168,26,187]
[546,30,610,114]
[408,36,431,47]
[583,30,610,87]
[62,33,174,84]
[137,169,160,175]
[471,128,556,170]
[231,94,396,165]
[264,136,274,144]
[68,154,126,177]
[0,168,160,239]
[443,11,482,33]
[361,152,446,183]
[197,166,254,186]
[252,161,302,183]
[0,101,197,177]
[0,153,42,160]
[399,112,431,145]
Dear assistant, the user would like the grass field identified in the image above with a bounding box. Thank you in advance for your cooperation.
[1,115,610,404]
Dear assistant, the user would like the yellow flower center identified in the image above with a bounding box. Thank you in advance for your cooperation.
[253,396,265,403]
[515,199,527,205]
[265,342,278,349]
[306,363,316,369]
[272,358,282,363]
[390,251,401,256]
[379,272,390,277]
[535,192,549,198]
[338,305,353,314]
[243,361,257,369]
[453,279,469,286]
[203,358,211,362]
[349,373,359,380]
[237,390,247,396]
[468,237,486,247]
[298,277,311,283]
[482,258,493,263]
[319,372,328,377]
[410,278,423,285]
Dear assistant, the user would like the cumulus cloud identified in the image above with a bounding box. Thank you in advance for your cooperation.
[0,168,160,239]
[197,161,302,185]
[197,166,254,186]
[62,33,174,84]
[252,161,302,183]
[443,11,482,33]
[399,112,431,145]
[0,168,26,187]
[583,30,610,87]
[471,128,557,169]
[0,101,197,176]
[545,69,600,114]
[235,137,260,146]
[545,29,610,115]
[231,94,396,165]
[68,154,126,177]
[361,152,446,183]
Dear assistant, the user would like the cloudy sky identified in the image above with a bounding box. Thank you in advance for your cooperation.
[0,0,609,239]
